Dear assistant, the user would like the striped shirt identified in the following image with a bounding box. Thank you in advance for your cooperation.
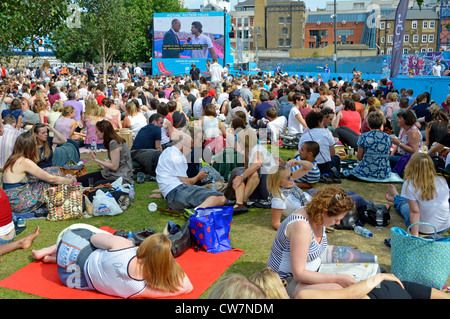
[267,214,328,279]
[0,125,21,169]
[289,155,320,184]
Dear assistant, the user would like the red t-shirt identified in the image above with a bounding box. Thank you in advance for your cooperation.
[339,110,361,134]
[0,188,12,228]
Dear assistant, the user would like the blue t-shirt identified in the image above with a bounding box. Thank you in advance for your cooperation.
[2,108,23,122]
[253,101,273,121]
[130,123,161,151]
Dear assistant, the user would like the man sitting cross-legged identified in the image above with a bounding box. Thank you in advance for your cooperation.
[155,128,226,214]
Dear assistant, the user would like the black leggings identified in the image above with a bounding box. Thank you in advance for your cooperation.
[77,171,113,187]
[367,280,432,299]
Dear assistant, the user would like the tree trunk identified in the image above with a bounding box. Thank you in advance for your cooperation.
[102,36,106,84]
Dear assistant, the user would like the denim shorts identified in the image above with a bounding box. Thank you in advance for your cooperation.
[165,183,223,212]
[0,236,14,245]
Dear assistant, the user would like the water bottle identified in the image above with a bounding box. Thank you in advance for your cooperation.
[375,208,384,231]
[127,231,136,245]
[354,226,373,238]
[129,184,135,204]
[211,179,216,191]
[91,139,97,152]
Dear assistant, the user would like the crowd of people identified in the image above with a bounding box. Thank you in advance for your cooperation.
[0,59,449,299]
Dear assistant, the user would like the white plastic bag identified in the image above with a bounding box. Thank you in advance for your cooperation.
[92,189,123,216]
[111,177,131,194]
[111,177,123,190]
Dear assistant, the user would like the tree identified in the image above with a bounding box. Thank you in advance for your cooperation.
[52,0,136,83]
[0,0,70,62]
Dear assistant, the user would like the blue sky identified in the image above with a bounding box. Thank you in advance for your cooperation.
[184,0,328,11]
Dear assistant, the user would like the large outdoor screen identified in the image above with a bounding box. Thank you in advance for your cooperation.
[153,12,225,60]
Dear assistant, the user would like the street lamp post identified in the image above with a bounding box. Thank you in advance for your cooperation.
[333,0,337,73]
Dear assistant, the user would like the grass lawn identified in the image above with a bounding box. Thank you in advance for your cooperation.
[0,146,448,299]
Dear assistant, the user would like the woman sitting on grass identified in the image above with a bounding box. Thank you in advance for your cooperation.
[32,225,193,298]
[77,120,133,187]
[385,152,450,237]
[2,132,75,215]
[267,187,356,298]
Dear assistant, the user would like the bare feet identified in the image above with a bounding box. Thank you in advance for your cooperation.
[385,184,399,202]
[17,226,39,250]
[149,193,163,199]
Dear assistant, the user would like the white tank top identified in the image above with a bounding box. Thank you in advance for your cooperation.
[84,247,146,298]
[202,116,220,139]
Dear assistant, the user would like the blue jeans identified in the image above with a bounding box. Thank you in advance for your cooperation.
[393,195,411,226]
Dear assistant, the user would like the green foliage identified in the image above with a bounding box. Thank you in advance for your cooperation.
[0,0,70,59]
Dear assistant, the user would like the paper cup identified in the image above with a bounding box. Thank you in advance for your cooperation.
[148,203,157,212]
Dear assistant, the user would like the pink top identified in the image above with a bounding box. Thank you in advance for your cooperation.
[85,118,103,145]
[339,110,361,134]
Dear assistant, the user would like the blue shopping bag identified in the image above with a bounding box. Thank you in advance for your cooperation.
[189,206,233,253]
[391,222,450,289]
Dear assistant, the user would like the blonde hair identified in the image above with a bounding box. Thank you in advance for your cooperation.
[207,273,266,299]
[52,101,64,112]
[136,233,186,292]
[84,98,98,117]
[305,187,354,225]
[125,101,138,116]
[62,105,74,117]
[403,153,438,201]
[92,105,106,118]
[386,92,398,102]
[35,91,47,105]
[33,99,47,113]
[249,268,289,299]
[266,165,289,199]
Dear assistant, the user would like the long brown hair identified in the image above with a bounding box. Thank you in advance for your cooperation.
[136,233,185,292]
[3,132,39,173]
[95,120,125,150]
[31,123,51,160]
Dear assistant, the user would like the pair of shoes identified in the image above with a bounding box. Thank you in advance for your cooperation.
[13,216,27,235]
[145,174,156,182]
[331,174,341,183]
[137,172,145,184]
[384,238,391,247]
[233,203,248,215]
[225,199,236,206]
[319,174,333,184]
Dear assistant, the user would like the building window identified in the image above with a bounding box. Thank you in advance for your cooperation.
[279,38,284,47]
[429,21,435,29]
[423,21,428,29]
[422,34,428,42]
[380,21,385,29]
[428,34,434,42]
[285,38,291,47]
[388,35,393,43]
[421,48,426,52]
[413,35,419,43]
[286,17,291,24]
[387,47,392,55]
[404,35,409,42]
[309,42,315,48]
[412,20,417,29]
[244,18,249,26]
[387,23,391,28]
[428,48,433,52]
[279,17,284,24]
[380,49,384,55]
[403,48,408,54]
[282,27,288,35]
[381,37,385,43]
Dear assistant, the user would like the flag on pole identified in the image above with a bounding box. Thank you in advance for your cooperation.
[390,0,409,78]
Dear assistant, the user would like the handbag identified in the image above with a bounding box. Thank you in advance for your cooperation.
[59,160,88,178]
[189,206,233,253]
[44,183,84,221]
[334,205,358,230]
[357,203,390,227]
[165,220,193,258]
[391,223,450,289]
[392,153,412,174]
